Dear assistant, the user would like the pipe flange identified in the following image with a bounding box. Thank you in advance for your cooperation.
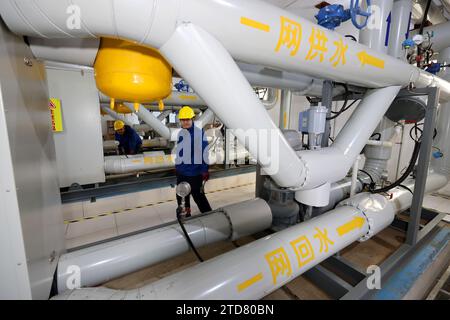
[220,208,234,240]
[289,155,309,191]
[358,214,374,242]
[340,199,373,242]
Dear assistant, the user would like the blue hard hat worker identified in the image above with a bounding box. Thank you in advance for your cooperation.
[175,106,212,217]
[114,120,142,155]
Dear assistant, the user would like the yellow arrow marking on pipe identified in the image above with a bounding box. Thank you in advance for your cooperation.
[237,273,264,292]
[336,217,366,237]
[357,51,385,69]
[240,17,270,32]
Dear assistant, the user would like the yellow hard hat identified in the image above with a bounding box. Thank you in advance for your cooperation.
[114,120,125,131]
[178,106,195,120]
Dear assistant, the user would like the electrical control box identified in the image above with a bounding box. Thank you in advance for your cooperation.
[299,105,328,134]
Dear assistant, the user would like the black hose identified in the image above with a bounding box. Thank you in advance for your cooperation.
[419,0,432,35]
[370,141,421,194]
[176,212,204,262]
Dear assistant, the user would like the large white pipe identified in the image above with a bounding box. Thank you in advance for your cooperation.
[162,23,403,197]
[26,37,334,96]
[431,47,450,177]
[52,171,449,300]
[104,152,175,174]
[2,0,450,100]
[359,0,394,54]
[412,20,450,52]
[238,62,332,96]
[104,147,249,174]
[296,86,401,191]
[161,23,306,189]
[388,0,413,59]
[56,198,272,293]
[125,103,179,141]
[279,90,292,129]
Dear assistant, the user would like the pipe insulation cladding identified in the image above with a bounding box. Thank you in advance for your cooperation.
[53,171,449,300]
[56,198,272,294]
[1,0,450,100]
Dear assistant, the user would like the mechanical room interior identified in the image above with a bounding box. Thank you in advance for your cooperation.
[0,0,450,301]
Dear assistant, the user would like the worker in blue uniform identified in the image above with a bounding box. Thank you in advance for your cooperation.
[114,120,142,155]
[175,106,212,217]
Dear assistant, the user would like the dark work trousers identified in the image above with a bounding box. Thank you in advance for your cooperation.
[176,174,212,213]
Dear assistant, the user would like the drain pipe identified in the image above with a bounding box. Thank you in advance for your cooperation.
[56,198,272,293]
[53,171,448,300]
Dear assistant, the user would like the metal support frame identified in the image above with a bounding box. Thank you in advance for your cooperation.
[303,87,447,300]
[321,80,334,148]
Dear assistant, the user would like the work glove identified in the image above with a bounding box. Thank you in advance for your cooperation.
[202,172,210,182]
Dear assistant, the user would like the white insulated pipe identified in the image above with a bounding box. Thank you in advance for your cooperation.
[388,0,413,59]
[366,140,394,147]
[350,156,361,197]
[56,198,272,293]
[26,36,336,97]
[296,86,401,191]
[104,152,175,174]
[157,110,172,121]
[160,23,306,189]
[53,171,449,300]
[359,0,394,54]
[412,20,450,52]
[279,90,292,129]
[2,0,450,100]
[125,103,178,141]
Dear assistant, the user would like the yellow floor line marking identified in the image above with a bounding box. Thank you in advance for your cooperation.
[237,273,264,292]
[240,17,270,32]
[64,182,256,225]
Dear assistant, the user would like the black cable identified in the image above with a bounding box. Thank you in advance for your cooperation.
[358,169,375,186]
[399,184,414,195]
[419,0,432,35]
[370,133,381,141]
[330,83,349,115]
[176,213,204,262]
[327,100,359,121]
[370,140,421,194]
[345,34,357,42]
